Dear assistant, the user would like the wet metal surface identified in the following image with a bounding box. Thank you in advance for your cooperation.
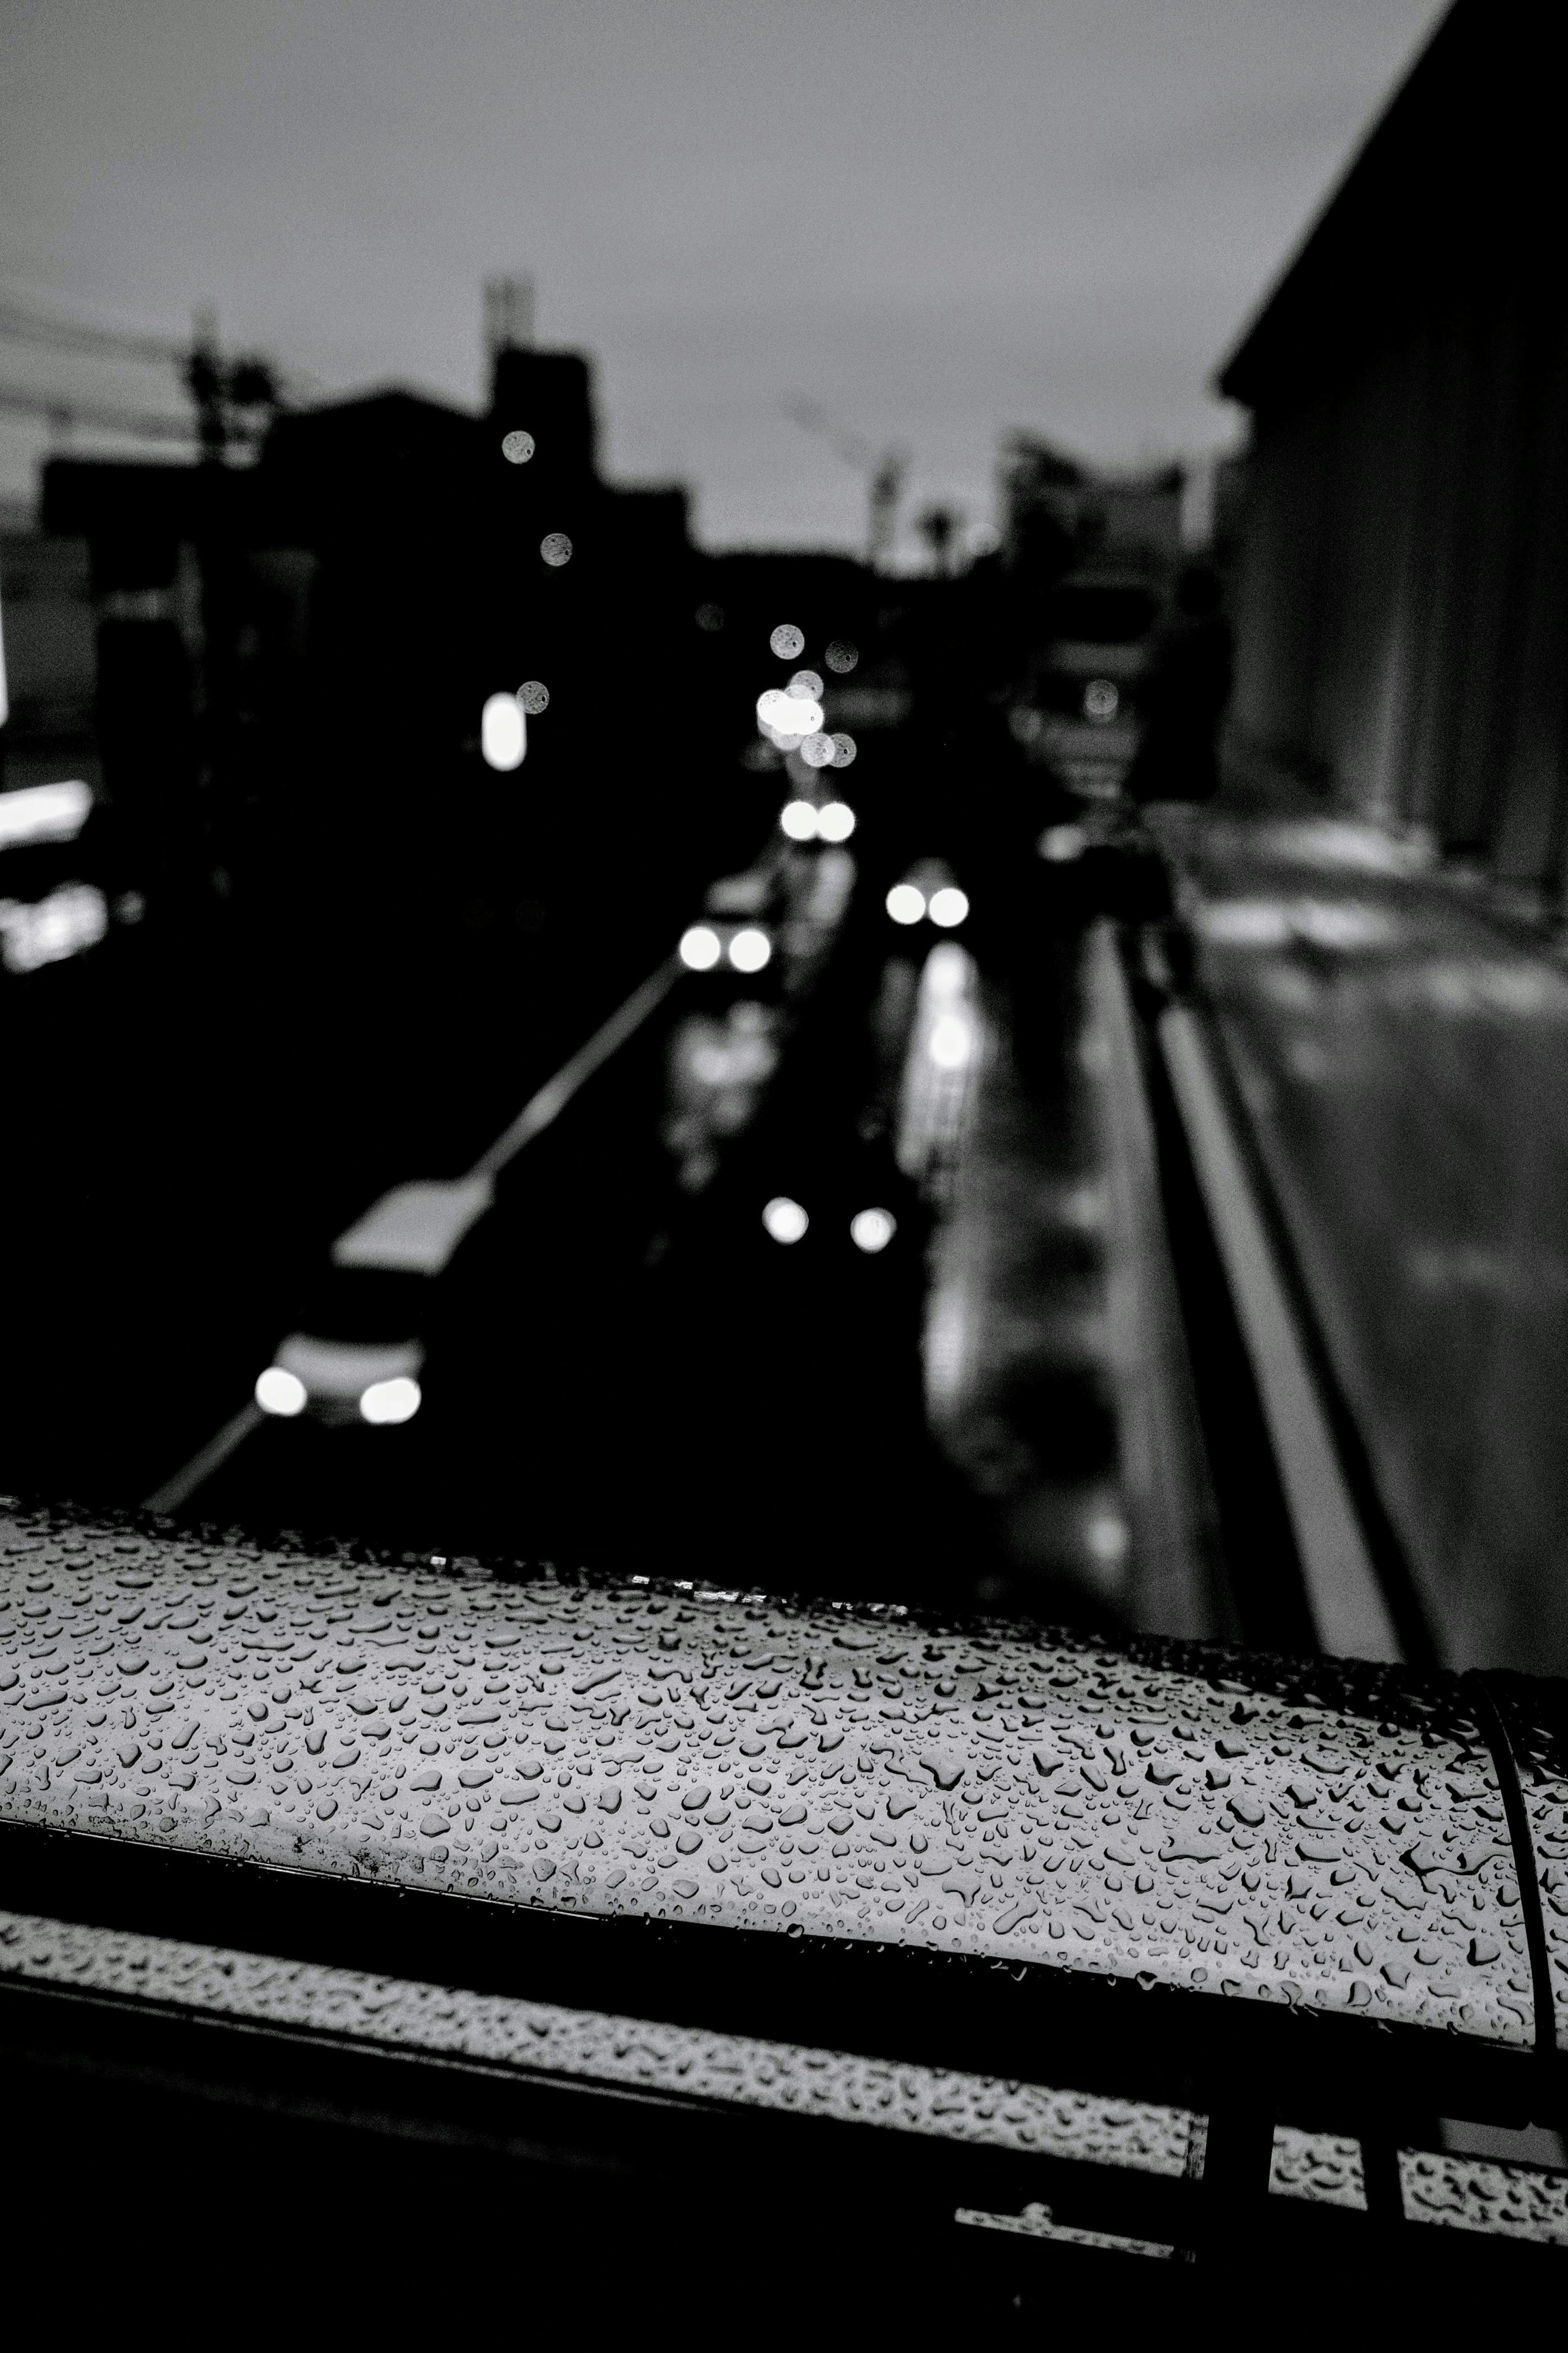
[7,1898,1563,2243]
[0,1500,1537,2044]
[1399,2146,1568,2245]
[1486,1673,1568,2053]
[0,1903,1190,2172]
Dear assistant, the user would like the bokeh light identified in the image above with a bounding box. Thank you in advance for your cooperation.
[825,641,859,674]
[850,1207,897,1253]
[501,430,535,464]
[728,926,772,973]
[481,692,526,770]
[780,800,819,841]
[360,1376,422,1426]
[517,679,550,714]
[679,924,722,970]
[886,883,926,926]
[762,1196,808,1244]
[769,623,805,660]
[816,801,855,842]
[830,733,858,768]
[801,733,836,767]
[787,669,825,700]
[540,532,573,567]
[255,1366,307,1417]
[757,688,824,738]
[929,1012,972,1070]
[928,885,970,928]
[1083,678,1120,722]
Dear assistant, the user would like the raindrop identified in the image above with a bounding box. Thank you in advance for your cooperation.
[501,429,535,464]
[540,532,573,567]
[770,623,805,660]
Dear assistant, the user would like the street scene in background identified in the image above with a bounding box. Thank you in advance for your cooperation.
[3,0,1566,2309]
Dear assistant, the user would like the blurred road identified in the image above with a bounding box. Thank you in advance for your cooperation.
[1159,804,1568,1675]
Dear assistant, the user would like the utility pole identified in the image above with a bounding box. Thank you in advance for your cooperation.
[485,275,535,364]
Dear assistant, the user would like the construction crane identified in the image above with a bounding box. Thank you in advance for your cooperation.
[782,394,909,571]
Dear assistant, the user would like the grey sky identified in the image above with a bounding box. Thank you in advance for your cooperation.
[1,0,1449,553]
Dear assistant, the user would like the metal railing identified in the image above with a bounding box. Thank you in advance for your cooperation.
[2,1496,1564,2281]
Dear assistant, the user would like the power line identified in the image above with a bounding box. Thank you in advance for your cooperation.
[0,288,329,412]
[0,382,261,444]
[0,293,189,368]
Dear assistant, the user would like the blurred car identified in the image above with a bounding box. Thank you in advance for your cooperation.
[678,866,780,981]
[884,858,970,934]
[254,1268,428,1427]
[256,1333,424,1427]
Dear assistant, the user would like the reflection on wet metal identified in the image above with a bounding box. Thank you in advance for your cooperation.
[5,1900,1559,2246]
[0,1901,1190,2166]
[1270,2123,1365,2208]
[1399,2147,1568,2244]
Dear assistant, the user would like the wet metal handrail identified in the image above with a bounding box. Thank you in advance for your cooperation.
[3,1499,1563,2134]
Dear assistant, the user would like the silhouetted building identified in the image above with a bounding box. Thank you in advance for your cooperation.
[1217,0,1566,903]
[999,435,1183,584]
[0,517,98,793]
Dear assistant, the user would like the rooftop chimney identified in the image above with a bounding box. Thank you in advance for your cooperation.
[484,275,534,372]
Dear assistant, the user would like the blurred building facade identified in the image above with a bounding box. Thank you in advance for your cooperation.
[998,435,1184,587]
[1218,0,1566,907]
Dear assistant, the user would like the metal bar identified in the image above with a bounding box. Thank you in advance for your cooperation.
[1157,1004,1403,1664]
[0,1499,1550,2123]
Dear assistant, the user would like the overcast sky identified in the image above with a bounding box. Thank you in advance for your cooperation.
[1,0,1449,553]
